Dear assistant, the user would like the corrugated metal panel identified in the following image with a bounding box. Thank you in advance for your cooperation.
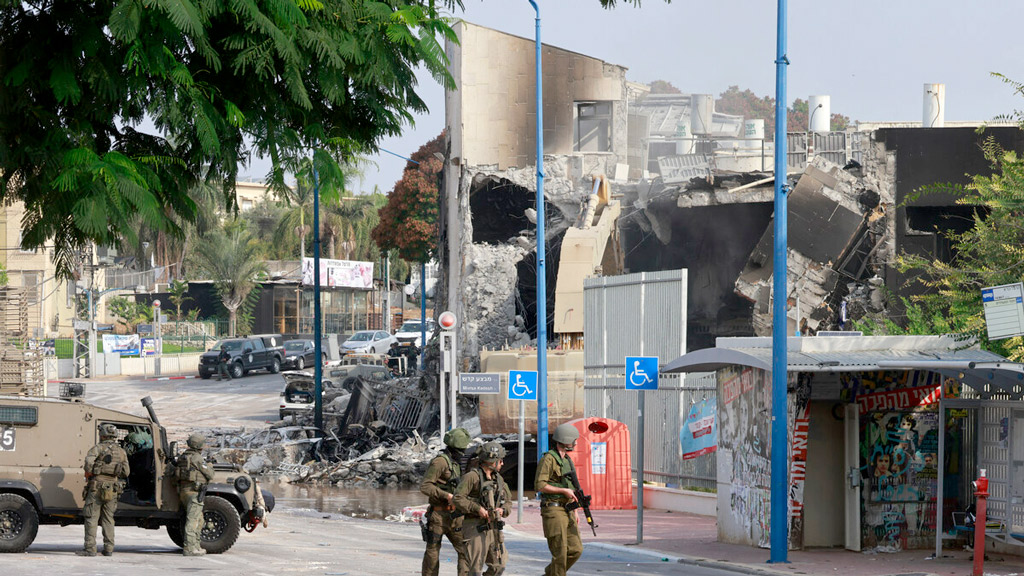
[657,154,711,184]
[729,347,1004,371]
[583,271,713,488]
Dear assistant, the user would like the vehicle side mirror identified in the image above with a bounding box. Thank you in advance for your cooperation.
[168,440,178,458]
[244,347,252,353]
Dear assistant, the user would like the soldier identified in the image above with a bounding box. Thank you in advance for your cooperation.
[215,344,233,380]
[174,433,214,556]
[535,423,583,576]
[420,428,471,576]
[454,441,511,576]
[78,423,130,557]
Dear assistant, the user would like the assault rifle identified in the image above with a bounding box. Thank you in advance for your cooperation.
[566,469,597,536]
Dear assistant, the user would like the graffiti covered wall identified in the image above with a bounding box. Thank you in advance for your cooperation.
[717,366,805,548]
[842,370,961,551]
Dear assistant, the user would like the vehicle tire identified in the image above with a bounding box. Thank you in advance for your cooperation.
[200,373,211,380]
[279,410,286,420]
[200,496,241,554]
[296,357,305,371]
[0,493,39,553]
[231,362,243,379]
[166,522,185,549]
[269,357,281,374]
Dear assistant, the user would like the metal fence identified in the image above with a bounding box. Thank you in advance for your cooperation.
[583,269,718,491]
[584,372,717,491]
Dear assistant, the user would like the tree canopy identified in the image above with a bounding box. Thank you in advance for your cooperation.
[0,0,458,279]
[372,131,444,263]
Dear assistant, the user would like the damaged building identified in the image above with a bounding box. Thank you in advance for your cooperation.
[439,21,1024,365]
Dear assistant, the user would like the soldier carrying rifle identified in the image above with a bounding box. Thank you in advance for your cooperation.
[454,441,511,576]
[535,423,596,576]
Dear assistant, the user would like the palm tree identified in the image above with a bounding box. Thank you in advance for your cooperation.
[192,219,266,336]
[272,174,315,260]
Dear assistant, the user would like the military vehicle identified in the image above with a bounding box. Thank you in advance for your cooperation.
[0,394,273,553]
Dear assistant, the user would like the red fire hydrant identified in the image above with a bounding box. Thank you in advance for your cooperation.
[972,469,989,576]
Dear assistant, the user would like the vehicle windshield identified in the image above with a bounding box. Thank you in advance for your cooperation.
[215,340,243,351]
[284,341,307,352]
[347,332,373,342]
[398,322,431,332]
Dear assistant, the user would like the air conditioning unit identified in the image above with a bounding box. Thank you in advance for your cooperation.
[96,245,119,266]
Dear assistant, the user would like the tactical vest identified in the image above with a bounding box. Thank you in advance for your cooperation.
[475,468,507,513]
[176,451,207,486]
[91,441,126,478]
[539,449,574,502]
[437,452,461,493]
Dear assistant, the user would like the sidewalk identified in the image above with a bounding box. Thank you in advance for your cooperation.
[505,499,1024,576]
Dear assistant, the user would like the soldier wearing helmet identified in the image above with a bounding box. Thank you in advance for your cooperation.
[78,423,130,557]
[454,441,511,576]
[174,433,214,556]
[419,428,472,576]
[535,423,583,576]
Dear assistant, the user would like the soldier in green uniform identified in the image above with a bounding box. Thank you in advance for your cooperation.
[78,423,130,557]
[535,423,583,576]
[454,441,511,576]
[420,428,471,576]
[174,433,215,556]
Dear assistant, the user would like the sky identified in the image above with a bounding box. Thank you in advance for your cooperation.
[239,0,1024,193]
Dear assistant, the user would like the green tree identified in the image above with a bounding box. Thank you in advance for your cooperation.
[860,137,1024,360]
[372,132,444,263]
[649,79,682,94]
[107,296,152,333]
[191,219,266,336]
[167,279,191,321]
[0,0,460,279]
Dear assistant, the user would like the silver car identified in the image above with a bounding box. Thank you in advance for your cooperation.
[340,330,396,355]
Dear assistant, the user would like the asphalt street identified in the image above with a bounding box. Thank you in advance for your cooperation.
[12,372,744,575]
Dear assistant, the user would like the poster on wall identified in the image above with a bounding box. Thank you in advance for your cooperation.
[301,257,374,289]
[102,334,140,356]
[680,397,718,460]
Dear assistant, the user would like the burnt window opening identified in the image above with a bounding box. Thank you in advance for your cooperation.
[514,233,564,339]
[904,206,981,264]
[470,178,535,245]
[620,201,773,351]
[575,101,612,153]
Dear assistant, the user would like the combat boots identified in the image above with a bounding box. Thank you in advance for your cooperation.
[75,549,97,557]
[183,547,207,556]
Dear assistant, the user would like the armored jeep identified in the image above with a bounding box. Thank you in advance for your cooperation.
[0,395,274,553]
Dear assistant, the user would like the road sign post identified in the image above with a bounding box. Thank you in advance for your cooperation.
[152,299,161,376]
[439,311,458,432]
[626,356,658,544]
[508,369,538,523]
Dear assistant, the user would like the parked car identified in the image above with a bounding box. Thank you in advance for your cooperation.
[198,335,285,379]
[340,330,396,355]
[394,319,437,348]
[282,339,324,371]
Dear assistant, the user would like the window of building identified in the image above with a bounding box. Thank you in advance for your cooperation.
[574,101,613,153]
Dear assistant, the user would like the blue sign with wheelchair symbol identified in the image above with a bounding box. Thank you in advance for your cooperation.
[508,370,538,401]
[625,356,659,391]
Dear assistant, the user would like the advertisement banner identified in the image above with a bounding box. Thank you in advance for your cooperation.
[301,257,374,289]
[102,334,140,356]
[680,398,718,460]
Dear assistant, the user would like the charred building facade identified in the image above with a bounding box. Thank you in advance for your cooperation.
[439,22,1024,365]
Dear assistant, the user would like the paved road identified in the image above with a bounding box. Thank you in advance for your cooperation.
[17,508,739,576]
[24,374,747,575]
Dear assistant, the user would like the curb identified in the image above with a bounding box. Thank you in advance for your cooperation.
[585,541,788,576]
[145,374,199,381]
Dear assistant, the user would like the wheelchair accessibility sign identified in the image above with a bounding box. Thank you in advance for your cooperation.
[508,370,538,401]
[625,356,659,391]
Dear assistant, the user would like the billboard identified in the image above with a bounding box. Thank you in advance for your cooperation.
[301,258,374,289]
[102,334,140,356]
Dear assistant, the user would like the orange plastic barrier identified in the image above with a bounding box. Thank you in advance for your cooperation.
[565,417,634,510]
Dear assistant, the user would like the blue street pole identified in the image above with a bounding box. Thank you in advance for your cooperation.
[313,161,324,434]
[527,0,548,458]
[770,0,790,563]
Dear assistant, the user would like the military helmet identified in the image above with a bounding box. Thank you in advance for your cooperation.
[443,427,471,450]
[552,423,580,445]
[186,433,206,449]
[479,441,506,463]
[99,423,118,439]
